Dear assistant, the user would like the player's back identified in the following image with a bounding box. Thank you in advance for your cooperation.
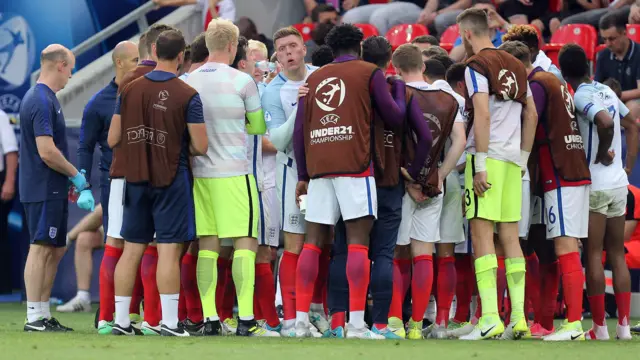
[574,81,628,191]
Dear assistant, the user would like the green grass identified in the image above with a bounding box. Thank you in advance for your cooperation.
[1,303,639,360]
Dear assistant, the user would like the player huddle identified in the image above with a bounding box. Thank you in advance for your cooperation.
[20,8,638,341]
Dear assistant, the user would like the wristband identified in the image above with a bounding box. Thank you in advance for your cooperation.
[520,150,531,171]
[474,152,487,172]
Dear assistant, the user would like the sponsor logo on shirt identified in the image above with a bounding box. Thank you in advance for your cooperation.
[564,134,584,150]
[126,125,168,148]
[154,90,169,111]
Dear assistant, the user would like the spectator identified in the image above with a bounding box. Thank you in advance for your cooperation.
[303,0,357,19]
[449,1,508,61]
[311,44,335,66]
[310,3,341,24]
[304,21,335,63]
[532,0,603,36]
[411,35,440,50]
[237,16,275,57]
[594,12,640,120]
[152,0,236,30]
[420,0,473,36]
[560,0,632,28]
[631,0,640,24]
[498,0,549,25]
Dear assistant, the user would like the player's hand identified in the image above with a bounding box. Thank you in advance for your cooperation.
[298,84,309,99]
[595,149,615,166]
[69,170,88,192]
[400,167,415,183]
[1,180,15,202]
[517,0,533,6]
[342,0,359,10]
[473,171,491,197]
[418,9,437,25]
[406,183,427,203]
[77,190,95,212]
[295,181,308,207]
[437,169,445,191]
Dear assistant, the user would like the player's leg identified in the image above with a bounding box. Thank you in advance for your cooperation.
[140,242,162,333]
[181,241,203,333]
[310,241,331,334]
[584,190,609,340]
[328,218,348,338]
[217,244,236,334]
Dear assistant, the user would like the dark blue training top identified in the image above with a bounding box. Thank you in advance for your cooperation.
[78,78,118,188]
[114,70,204,171]
[19,83,69,203]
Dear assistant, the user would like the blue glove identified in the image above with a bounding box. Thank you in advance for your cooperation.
[77,190,95,211]
[69,170,88,192]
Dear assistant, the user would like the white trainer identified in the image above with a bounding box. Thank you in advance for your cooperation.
[345,323,385,340]
[56,296,91,313]
[585,324,610,340]
[427,324,448,339]
[309,311,330,334]
[616,324,632,340]
[295,322,312,338]
[280,324,296,337]
[446,321,476,338]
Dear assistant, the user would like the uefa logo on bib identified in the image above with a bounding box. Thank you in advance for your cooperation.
[0,13,36,92]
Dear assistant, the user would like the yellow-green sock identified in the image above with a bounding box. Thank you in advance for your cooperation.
[505,257,526,323]
[197,250,219,321]
[475,254,499,321]
[232,249,256,321]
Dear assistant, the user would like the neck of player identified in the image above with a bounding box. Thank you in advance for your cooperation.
[402,72,426,84]
[208,52,232,65]
[285,65,306,82]
[569,76,591,91]
[471,38,496,56]
[37,75,63,93]
[155,60,180,75]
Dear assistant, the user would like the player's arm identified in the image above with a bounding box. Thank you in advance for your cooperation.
[242,78,266,135]
[520,85,538,169]
[576,90,614,164]
[67,204,103,242]
[262,136,278,154]
[261,85,291,151]
[405,97,433,181]
[186,94,208,155]
[371,70,407,128]
[293,100,309,181]
[621,80,640,102]
[107,95,123,148]
[77,103,101,179]
[620,101,638,174]
[465,68,490,157]
[31,104,79,178]
[440,121,466,180]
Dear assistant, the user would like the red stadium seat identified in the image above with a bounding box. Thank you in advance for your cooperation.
[292,23,315,42]
[548,0,562,12]
[593,43,607,70]
[628,24,640,43]
[440,24,459,52]
[385,24,429,49]
[543,24,598,63]
[355,23,379,38]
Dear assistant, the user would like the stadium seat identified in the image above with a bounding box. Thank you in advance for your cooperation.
[542,24,597,64]
[440,24,459,52]
[628,24,640,43]
[594,43,607,70]
[548,0,562,12]
[385,24,429,49]
[355,23,379,38]
[386,62,396,76]
[292,23,315,42]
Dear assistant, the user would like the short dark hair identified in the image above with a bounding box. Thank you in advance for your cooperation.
[411,35,439,46]
[190,33,209,63]
[155,29,186,61]
[558,43,589,79]
[232,36,249,69]
[312,21,335,46]
[423,59,447,80]
[311,4,338,23]
[138,32,148,58]
[603,78,622,98]
[273,26,303,44]
[362,36,392,69]
[311,45,334,67]
[422,46,448,59]
[183,45,191,63]
[145,23,177,58]
[446,62,466,87]
[599,11,626,32]
[325,23,364,56]
[429,54,454,70]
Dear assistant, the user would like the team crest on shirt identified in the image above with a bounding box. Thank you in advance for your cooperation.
[497,69,519,101]
[289,214,299,226]
[49,227,57,239]
[265,111,272,123]
[561,85,575,119]
[315,77,346,112]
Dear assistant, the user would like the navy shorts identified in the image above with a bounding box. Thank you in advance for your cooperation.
[121,170,196,244]
[23,199,68,248]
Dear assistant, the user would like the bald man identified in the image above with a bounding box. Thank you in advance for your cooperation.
[56,41,138,318]
[19,44,86,332]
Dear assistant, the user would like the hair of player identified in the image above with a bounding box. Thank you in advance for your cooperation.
[190,33,209,63]
[599,11,626,32]
[183,44,191,63]
[325,23,364,57]
[603,78,623,98]
[411,35,439,47]
[362,36,392,69]
[138,32,148,59]
[270,52,278,63]
[144,23,177,58]
[429,53,454,70]
[273,26,304,45]
[392,43,424,73]
[499,40,531,66]
[456,8,490,36]
[446,62,466,87]
[206,18,240,53]
[236,16,258,40]
[312,21,335,46]
[558,43,589,79]
[231,36,249,69]
[40,47,69,66]
[155,29,186,61]
[248,39,268,59]
[502,24,540,51]
[423,59,447,80]
[311,45,335,67]
[421,46,448,59]
[311,4,338,23]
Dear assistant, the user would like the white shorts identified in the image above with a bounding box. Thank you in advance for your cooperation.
[589,186,627,218]
[530,195,544,225]
[544,185,590,239]
[455,217,474,254]
[440,172,464,244]
[519,180,531,239]
[306,176,377,225]
[258,187,280,247]
[276,162,306,234]
[397,192,443,245]
[106,178,124,239]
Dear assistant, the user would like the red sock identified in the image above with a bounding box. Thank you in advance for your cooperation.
[256,263,280,327]
[436,256,456,327]
[411,255,433,322]
[130,267,143,315]
[181,253,202,323]
[99,245,122,322]
[221,260,236,320]
[141,246,161,326]
[296,244,321,313]
[454,255,473,323]
[331,311,346,330]
[254,288,263,320]
[279,251,299,321]
[497,256,506,315]
[557,252,584,323]
[347,244,371,313]
[539,261,560,330]
[524,253,540,319]
[588,294,605,327]
[312,245,331,309]
[615,292,631,326]
[215,257,229,320]
[178,286,187,322]
[389,258,411,319]
[474,296,482,320]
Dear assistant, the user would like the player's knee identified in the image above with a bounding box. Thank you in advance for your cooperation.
[106,236,124,249]
[553,236,579,255]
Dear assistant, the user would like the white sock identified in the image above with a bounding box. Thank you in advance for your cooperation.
[310,303,324,314]
[275,277,283,307]
[115,296,132,328]
[296,311,309,325]
[77,290,90,302]
[26,301,41,323]
[282,319,295,328]
[41,301,51,319]
[160,293,179,329]
[349,311,365,329]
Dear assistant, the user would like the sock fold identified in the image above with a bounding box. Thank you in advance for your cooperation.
[475,254,499,319]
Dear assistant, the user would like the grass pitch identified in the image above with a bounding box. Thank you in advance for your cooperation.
[1,303,639,360]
